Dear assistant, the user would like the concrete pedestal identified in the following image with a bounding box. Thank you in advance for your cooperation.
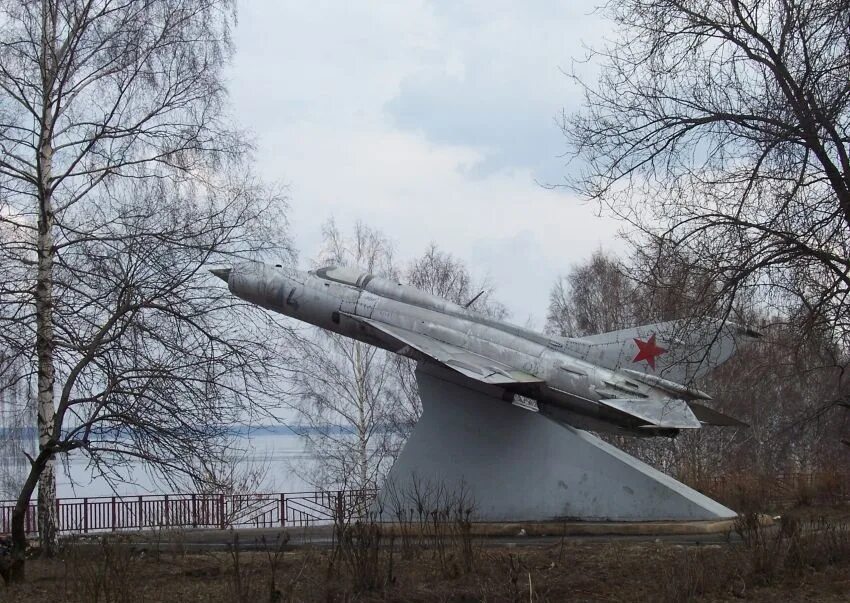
[378,364,735,522]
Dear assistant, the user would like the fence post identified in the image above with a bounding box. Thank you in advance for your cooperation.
[137,495,143,530]
[192,493,197,528]
[83,498,88,533]
[219,494,226,529]
[111,496,116,531]
[280,493,285,527]
[164,495,169,527]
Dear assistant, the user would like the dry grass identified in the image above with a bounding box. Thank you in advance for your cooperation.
[2,519,850,602]
[689,469,850,514]
[652,512,850,603]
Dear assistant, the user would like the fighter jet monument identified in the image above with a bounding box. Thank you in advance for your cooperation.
[212,262,756,521]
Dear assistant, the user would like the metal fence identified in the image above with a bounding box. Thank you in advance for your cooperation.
[0,489,376,536]
[4,472,847,536]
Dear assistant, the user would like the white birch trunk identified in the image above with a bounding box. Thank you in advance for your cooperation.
[35,139,58,554]
[35,0,58,555]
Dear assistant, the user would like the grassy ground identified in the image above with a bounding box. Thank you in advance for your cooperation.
[2,508,850,602]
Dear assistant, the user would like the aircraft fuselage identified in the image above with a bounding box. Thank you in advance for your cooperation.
[216,262,708,436]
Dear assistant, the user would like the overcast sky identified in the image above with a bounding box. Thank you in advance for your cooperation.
[227,1,624,328]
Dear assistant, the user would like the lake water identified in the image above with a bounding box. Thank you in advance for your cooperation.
[56,429,316,499]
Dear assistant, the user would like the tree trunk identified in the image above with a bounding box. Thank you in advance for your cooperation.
[7,0,60,574]
[354,342,369,491]
[8,507,27,583]
[35,128,58,556]
[7,453,47,583]
[34,7,58,551]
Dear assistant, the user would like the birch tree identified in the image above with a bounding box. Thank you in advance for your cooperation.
[289,229,511,491]
[290,221,399,491]
[0,0,291,582]
[389,244,508,437]
[545,250,635,338]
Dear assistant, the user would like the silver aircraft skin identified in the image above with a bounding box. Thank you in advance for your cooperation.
[212,262,757,437]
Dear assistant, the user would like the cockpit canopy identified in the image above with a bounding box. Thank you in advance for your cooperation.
[313,265,374,288]
[313,264,471,317]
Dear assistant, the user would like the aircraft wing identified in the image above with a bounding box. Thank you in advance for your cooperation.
[340,312,542,386]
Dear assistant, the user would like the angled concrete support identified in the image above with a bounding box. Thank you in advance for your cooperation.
[378,364,735,522]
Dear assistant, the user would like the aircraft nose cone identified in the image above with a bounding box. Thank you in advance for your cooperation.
[210,267,231,283]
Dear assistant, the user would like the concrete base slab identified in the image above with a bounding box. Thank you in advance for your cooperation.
[377,364,736,522]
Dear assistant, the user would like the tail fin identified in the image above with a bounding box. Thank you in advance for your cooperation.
[563,318,760,386]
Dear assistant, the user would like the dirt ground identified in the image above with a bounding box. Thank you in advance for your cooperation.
[2,508,850,602]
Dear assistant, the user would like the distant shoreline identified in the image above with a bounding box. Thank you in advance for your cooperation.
[1,423,392,438]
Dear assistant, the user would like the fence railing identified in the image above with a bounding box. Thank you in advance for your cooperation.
[4,472,846,536]
[0,489,377,536]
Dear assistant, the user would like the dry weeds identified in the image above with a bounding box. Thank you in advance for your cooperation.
[1,521,850,602]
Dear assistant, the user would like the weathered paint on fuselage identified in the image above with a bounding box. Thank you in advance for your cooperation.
[228,262,671,435]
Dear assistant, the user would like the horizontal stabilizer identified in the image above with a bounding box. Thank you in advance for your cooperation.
[599,398,702,429]
[687,402,747,427]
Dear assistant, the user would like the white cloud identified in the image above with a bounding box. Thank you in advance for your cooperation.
[228,1,622,326]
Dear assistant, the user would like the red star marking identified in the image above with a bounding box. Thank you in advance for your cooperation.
[632,334,667,370]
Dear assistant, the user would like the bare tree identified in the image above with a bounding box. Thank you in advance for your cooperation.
[406,244,506,320]
[544,250,682,466]
[177,442,275,500]
[390,244,508,436]
[545,249,850,483]
[545,250,635,337]
[289,221,399,491]
[0,355,34,501]
[0,1,292,581]
[705,318,850,476]
[544,244,726,337]
[290,235,509,491]
[565,0,850,344]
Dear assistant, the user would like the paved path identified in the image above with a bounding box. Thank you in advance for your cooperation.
[62,520,752,551]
